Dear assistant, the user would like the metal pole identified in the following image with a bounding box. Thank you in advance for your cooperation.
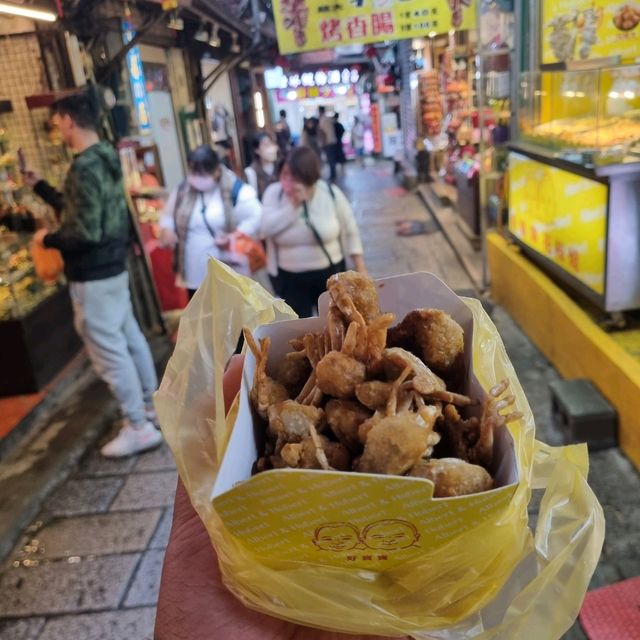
[478,2,489,292]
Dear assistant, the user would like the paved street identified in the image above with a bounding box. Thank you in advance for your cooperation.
[0,161,638,639]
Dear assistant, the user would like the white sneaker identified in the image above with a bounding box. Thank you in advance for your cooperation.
[145,406,159,428]
[101,421,163,458]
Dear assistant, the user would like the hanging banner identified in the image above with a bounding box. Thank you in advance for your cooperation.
[273,0,476,55]
[542,0,640,65]
[122,20,152,135]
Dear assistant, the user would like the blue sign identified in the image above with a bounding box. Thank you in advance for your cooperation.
[122,20,151,135]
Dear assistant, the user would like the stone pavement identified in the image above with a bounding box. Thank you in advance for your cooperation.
[0,161,638,640]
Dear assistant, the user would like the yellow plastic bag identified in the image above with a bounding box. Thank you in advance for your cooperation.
[155,261,604,639]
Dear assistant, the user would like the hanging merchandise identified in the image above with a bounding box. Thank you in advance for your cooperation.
[419,71,443,136]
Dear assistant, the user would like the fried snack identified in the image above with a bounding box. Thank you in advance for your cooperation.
[245,271,515,498]
[355,412,433,475]
[276,350,312,398]
[316,351,367,399]
[440,380,520,468]
[409,458,493,497]
[388,309,464,377]
[325,399,371,453]
[281,435,351,471]
[244,329,289,420]
[267,400,325,445]
[327,270,380,323]
[355,380,394,411]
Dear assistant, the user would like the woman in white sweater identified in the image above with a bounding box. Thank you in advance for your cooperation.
[261,146,367,317]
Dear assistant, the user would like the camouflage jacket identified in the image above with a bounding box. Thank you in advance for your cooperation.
[36,141,130,282]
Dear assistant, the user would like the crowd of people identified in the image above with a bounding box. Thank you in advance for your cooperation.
[23,93,369,459]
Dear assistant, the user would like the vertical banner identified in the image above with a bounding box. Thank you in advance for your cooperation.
[370,102,382,154]
[122,20,152,135]
[273,0,476,54]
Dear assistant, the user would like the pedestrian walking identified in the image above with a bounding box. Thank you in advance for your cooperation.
[351,116,366,166]
[25,93,161,458]
[318,106,338,181]
[333,113,346,170]
[159,145,262,299]
[300,117,322,159]
[244,133,279,202]
[260,146,367,318]
[274,109,292,158]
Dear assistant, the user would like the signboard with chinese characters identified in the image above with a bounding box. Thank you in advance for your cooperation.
[508,152,607,294]
[122,21,151,134]
[542,0,640,65]
[273,0,476,54]
[265,67,360,90]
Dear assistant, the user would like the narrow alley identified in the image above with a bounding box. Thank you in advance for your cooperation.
[0,161,638,640]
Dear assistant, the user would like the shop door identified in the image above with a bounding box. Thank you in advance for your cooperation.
[148,91,184,191]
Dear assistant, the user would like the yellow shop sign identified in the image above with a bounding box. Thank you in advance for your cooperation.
[542,0,640,65]
[508,153,607,294]
[273,0,476,55]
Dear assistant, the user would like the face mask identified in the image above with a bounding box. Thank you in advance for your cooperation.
[188,175,216,192]
[261,145,278,163]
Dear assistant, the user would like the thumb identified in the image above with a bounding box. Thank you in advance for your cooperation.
[223,354,244,414]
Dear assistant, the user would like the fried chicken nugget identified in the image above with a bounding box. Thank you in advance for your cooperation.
[281,435,351,471]
[409,458,493,497]
[276,351,312,398]
[389,309,464,375]
[325,399,372,453]
[355,412,430,475]
[327,270,380,323]
[267,400,325,444]
[316,351,366,399]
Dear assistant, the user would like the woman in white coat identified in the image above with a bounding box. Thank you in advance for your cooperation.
[261,146,367,317]
[159,145,262,298]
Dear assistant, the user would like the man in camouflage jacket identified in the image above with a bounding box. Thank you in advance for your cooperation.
[27,94,161,458]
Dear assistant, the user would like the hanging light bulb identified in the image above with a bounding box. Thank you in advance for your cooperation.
[194,23,208,42]
[209,24,221,48]
[167,9,183,31]
[230,32,241,54]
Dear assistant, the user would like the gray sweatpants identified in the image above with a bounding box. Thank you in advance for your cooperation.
[69,271,158,426]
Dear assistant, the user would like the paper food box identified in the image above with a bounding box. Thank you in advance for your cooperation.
[211,272,519,571]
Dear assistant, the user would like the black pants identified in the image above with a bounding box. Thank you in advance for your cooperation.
[277,260,346,318]
[323,144,338,180]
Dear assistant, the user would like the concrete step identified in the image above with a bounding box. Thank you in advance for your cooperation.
[417,184,485,292]
[0,338,172,562]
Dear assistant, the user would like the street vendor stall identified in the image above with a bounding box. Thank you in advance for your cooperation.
[509,60,640,312]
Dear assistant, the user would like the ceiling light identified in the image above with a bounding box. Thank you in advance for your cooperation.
[167,10,183,30]
[194,24,208,42]
[230,32,240,54]
[209,24,220,48]
[0,2,56,21]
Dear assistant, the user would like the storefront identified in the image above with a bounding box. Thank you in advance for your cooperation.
[265,65,369,159]
[0,17,83,437]
[488,0,640,469]
[412,2,514,244]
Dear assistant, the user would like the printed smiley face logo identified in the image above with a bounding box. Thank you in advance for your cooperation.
[312,523,361,552]
[361,519,420,551]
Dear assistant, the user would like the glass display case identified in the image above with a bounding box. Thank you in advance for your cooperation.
[508,62,640,313]
[517,65,640,167]
[0,232,81,395]
[0,232,63,321]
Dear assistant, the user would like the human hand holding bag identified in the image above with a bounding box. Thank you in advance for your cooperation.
[229,231,266,274]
